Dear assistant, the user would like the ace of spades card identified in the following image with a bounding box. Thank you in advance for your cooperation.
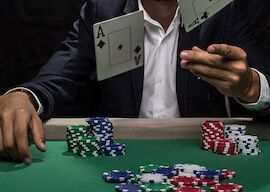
[93,11,144,81]
[178,0,233,32]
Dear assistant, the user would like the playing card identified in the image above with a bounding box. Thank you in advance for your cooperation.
[178,0,233,32]
[93,10,144,81]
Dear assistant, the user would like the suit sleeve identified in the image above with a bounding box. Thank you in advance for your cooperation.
[19,2,97,120]
[225,0,270,114]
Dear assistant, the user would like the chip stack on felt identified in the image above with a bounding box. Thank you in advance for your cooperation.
[236,135,261,155]
[86,117,126,156]
[212,139,238,156]
[66,125,90,154]
[200,120,224,151]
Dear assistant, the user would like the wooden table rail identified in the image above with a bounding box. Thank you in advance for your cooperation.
[41,117,270,140]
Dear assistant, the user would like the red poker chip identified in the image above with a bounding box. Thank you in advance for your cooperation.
[197,178,220,186]
[173,185,206,192]
[214,147,237,153]
[170,176,200,186]
[215,152,238,156]
[214,139,236,145]
[210,183,243,192]
[217,169,236,179]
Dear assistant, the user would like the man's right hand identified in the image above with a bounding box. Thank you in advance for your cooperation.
[0,91,46,165]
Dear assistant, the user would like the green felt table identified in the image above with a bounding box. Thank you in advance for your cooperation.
[1,139,270,192]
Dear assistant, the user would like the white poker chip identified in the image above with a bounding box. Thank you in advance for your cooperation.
[136,173,168,184]
[174,163,207,173]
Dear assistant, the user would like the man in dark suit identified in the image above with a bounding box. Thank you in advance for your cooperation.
[0,0,269,164]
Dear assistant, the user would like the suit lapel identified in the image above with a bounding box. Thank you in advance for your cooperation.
[176,26,200,116]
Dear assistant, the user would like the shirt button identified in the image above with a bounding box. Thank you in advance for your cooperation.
[158,77,164,83]
[156,114,163,119]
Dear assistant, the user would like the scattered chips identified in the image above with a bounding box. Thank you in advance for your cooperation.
[173,186,206,192]
[103,170,134,183]
[140,183,174,192]
[210,183,243,192]
[115,183,142,192]
[170,176,200,186]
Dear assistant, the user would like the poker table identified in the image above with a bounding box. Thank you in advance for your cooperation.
[1,117,270,192]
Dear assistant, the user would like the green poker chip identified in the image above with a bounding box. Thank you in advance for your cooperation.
[140,183,174,192]
[139,164,164,173]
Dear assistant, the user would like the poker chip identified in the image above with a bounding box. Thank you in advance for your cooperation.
[213,139,238,156]
[197,178,220,186]
[66,125,93,154]
[86,117,115,147]
[173,186,206,192]
[224,124,247,141]
[169,176,200,186]
[217,169,236,180]
[103,170,134,182]
[177,171,196,177]
[210,183,243,192]
[115,183,142,192]
[140,183,174,192]
[140,164,164,173]
[102,143,126,156]
[136,173,168,184]
[174,164,207,174]
[152,166,179,178]
[195,170,225,180]
[200,121,224,151]
[236,135,261,155]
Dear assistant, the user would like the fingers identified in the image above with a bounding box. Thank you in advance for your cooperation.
[180,48,223,70]
[1,112,20,161]
[30,115,46,153]
[207,44,247,61]
[13,110,33,164]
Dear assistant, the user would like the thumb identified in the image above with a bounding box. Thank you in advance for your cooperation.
[30,115,46,152]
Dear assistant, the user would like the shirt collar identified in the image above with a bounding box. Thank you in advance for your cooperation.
[138,0,183,28]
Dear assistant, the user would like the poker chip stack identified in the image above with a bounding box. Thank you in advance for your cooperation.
[76,136,103,157]
[213,139,238,156]
[201,121,224,150]
[86,117,114,146]
[236,135,261,155]
[66,125,90,154]
[224,124,246,140]
[101,143,126,156]
[85,117,126,156]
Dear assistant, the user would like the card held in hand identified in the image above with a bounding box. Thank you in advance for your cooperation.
[93,10,144,81]
[178,0,233,33]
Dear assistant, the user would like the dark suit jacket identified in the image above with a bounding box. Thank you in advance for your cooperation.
[20,0,270,120]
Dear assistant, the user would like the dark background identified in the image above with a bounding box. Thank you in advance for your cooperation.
[0,0,269,117]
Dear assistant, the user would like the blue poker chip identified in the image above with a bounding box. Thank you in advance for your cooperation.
[103,170,134,182]
[195,170,225,180]
[85,117,110,125]
[151,166,178,178]
[102,143,125,150]
[115,183,142,192]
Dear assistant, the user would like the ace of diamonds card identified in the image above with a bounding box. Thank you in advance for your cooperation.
[93,10,144,81]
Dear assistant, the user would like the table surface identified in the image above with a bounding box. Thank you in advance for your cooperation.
[2,118,270,192]
[1,139,270,192]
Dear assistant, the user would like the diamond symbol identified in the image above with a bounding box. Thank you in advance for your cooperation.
[134,46,141,54]
[97,40,105,49]
[118,44,123,50]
